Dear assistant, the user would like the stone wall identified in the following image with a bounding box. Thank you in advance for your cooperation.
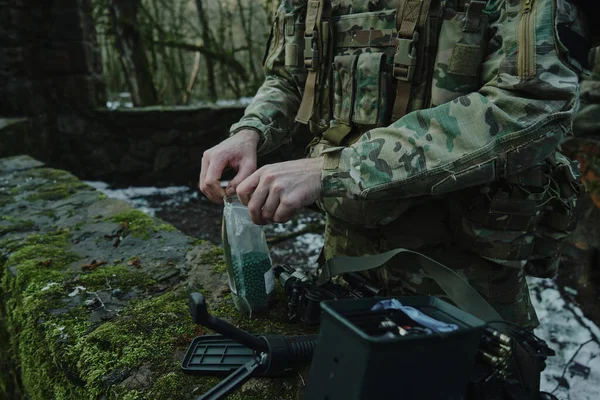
[0,0,308,187]
[54,106,245,186]
[0,155,312,399]
[0,0,104,115]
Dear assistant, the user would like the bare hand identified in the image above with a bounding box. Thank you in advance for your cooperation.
[199,129,260,203]
[236,157,324,225]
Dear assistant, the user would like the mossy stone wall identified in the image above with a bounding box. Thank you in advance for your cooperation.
[0,155,311,400]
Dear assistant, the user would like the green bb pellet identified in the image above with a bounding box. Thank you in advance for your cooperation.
[232,251,272,308]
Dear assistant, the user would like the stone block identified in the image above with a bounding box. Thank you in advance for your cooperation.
[0,47,29,77]
[35,41,97,76]
[153,146,182,172]
[0,80,46,115]
[45,74,103,109]
[129,139,156,161]
[119,154,152,173]
[56,114,87,135]
[151,130,181,146]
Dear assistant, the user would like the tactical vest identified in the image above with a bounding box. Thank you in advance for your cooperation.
[268,0,586,279]
[277,0,491,143]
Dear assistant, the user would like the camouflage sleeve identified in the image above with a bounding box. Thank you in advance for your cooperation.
[321,0,582,204]
[229,2,304,155]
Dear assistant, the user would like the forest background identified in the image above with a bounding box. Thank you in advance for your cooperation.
[93,0,279,107]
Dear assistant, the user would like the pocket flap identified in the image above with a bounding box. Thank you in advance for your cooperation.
[333,54,359,125]
[353,52,385,126]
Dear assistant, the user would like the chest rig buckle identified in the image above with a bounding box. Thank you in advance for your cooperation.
[394,29,419,82]
[304,30,319,71]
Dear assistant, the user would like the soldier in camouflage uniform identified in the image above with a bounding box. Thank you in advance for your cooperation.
[200,0,590,330]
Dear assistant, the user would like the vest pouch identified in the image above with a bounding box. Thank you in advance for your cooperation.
[352,52,387,126]
[431,7,489,106]
[284,12,307,87]
[332,54,359,125]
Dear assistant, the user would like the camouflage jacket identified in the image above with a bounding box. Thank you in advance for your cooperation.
[230,0,589,225]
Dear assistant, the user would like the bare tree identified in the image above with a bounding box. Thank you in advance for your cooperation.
[109,0,158,106]
[195,0,217,101]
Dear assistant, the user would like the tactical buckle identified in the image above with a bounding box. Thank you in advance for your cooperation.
[393,31,419,82]
[304,30,319,71]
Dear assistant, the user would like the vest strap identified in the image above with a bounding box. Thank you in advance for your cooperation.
[391,0,432,121]
[296,0,325,124]
[317,248,503,322]
[463,0,487,32]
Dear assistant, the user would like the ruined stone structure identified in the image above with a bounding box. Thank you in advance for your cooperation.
[0,155,312,399]
[0,0,257,186]
[0,2,312,398]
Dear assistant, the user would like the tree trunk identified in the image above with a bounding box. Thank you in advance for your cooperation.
[109,0,158,106]
[195,0,218,102]
[236,0,259,86]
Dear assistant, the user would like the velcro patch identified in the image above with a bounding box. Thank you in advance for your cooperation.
[448,43,482,77]
[285,44,298,67]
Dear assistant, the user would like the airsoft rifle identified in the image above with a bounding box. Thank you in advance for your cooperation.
[181,264,557,400]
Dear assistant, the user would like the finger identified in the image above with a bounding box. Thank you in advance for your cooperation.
[199,152,210,192]
[273,199,297,224]
[261,190,281,223]
[247,180,270,225]
[236,171,260,206]
[203,157,228,203]
[227,158,257,196]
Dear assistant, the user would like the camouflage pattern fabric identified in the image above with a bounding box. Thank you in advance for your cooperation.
[323,202,540,328]
[228,0,589,328]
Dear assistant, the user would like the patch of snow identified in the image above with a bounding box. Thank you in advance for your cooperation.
[215,97,254,107]
[564,286,578,296]
[85,182,194,217]
[41,282,59,292]
[529,277,600,400]
[293,233,323,267]
[68,286,87,297]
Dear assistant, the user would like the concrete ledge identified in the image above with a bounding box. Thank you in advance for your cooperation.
[0,155,311,399]
[0,118,33,159]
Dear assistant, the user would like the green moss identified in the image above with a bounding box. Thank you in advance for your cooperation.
[1,228,85,399]
[38,209,57,219]
[65,291,199,398]
[25,181,90,202]
[210,289,317,338]
[73,221,87,231]
[106,210,176,240]
[79,265,156,292]
[0,216,35,236]
[199,246,227,274]
[21,168,74,181]
[0,192,14,207]
[97,193,108,200]
[2,229,80,292]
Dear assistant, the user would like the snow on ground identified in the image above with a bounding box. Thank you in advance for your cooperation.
[85,181,195,216]
[529,277,600,400]
[90,183,600,399]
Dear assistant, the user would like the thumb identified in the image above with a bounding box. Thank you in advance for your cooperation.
[228,159,256,194]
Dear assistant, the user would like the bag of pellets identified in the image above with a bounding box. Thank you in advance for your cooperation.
[222,195,275,315]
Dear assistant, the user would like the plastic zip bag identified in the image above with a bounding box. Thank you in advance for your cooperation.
[222,196,275,315]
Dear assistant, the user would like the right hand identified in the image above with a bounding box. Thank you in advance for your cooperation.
[199,129,260,204]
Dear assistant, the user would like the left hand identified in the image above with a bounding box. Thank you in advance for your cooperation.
[236,157,324,225]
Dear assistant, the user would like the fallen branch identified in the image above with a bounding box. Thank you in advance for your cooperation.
[182,51,201,105]
[151,39,248,80]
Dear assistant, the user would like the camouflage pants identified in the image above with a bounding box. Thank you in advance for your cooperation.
[322,197,540,329]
